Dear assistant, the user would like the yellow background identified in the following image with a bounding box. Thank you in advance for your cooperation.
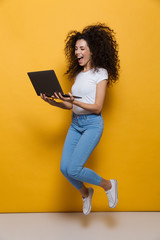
[0,0,160,212]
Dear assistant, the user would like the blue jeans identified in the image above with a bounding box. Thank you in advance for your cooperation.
[60,112,104,190]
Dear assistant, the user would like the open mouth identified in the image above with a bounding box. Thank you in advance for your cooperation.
[77,56,83,63]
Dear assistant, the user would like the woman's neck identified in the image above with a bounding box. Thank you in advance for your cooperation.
[83,64,92,72]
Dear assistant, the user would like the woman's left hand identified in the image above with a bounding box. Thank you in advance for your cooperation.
[53,92,75,103]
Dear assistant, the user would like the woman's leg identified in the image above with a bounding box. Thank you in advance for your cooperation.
[67,123,104,186]
[61,115,117,208]
[65,128,112,191]
[60,124,87,191]
[65,125,113,198]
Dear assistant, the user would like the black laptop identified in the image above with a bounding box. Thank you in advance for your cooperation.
[27,70,81,98]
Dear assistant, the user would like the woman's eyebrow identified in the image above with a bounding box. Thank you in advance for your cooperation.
[75,46,85,49]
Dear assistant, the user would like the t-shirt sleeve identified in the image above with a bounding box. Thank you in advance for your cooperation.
[96,68,109,84]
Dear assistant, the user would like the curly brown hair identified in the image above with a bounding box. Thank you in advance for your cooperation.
[64,23,120,86]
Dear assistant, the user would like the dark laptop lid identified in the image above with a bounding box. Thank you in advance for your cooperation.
[27,70,63,97]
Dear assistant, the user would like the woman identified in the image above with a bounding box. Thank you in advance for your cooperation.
[41,23,120,215]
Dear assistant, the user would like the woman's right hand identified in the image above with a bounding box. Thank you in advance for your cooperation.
[40,93,73,110]
[40,93,57,106]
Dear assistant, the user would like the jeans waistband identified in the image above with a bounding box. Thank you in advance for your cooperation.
[72,112,101,119]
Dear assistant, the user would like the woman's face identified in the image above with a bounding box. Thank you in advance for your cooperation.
[75,39,92,70]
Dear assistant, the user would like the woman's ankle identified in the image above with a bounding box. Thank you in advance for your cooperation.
[79,186,89,198]
[100,178,112,191]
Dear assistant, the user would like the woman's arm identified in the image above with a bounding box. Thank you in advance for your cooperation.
[73,80,107,114]
[57,79,108,114]
[52,101,73,110]
[40,93,73,110]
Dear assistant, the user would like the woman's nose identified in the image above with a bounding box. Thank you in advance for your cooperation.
[75,49,80,55]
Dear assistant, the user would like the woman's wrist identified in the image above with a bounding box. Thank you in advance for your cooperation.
[51,100,57,106]
[72,99,78,105]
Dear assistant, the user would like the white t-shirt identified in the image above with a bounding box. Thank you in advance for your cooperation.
[71,68,108,115]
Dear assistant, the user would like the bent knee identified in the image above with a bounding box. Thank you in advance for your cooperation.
[67,166,81,179]
[60,166,68,177]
